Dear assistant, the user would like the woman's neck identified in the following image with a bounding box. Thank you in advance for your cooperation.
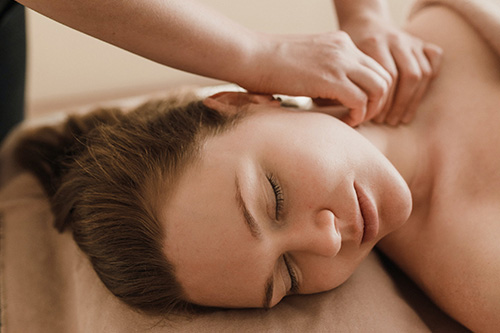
[356,121,436,209]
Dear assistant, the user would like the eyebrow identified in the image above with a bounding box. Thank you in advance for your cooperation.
[234,175,262,239]
[234,174,274,308]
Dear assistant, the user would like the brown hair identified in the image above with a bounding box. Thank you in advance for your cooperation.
[14,96,241,316]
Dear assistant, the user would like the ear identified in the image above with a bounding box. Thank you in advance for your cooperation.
[202,92,280,114]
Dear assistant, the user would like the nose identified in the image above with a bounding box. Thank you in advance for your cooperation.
[288,209,341,257]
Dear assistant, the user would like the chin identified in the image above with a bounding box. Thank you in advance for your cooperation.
[382,176,412,235]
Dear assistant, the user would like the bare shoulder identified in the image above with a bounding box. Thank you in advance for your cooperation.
[427,203,500,332]
[379,200,500,331]
[404,4,500,139]
[377,6,500,331]
[405,5,500,86]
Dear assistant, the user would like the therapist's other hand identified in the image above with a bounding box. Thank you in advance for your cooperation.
[339,15,443,125]
[241,31,392,127]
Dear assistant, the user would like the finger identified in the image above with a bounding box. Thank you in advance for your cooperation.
[401,79,426,124]
[312,98,349,119]
[332,79,368,127]
[384,46,422,126]
[401,48,433,123]
[360,53,393,91]
[365,46,398,123]
[347,64,390,122]
[400,44,443,124]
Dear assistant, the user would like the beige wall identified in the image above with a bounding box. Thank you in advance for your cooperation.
[25,0,413,114]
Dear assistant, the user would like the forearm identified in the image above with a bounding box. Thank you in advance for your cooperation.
[15,0,394,123]
[16,0,264,86]
[333,0,391,27]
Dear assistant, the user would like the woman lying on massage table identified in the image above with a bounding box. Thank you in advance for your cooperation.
[13,2,500,332]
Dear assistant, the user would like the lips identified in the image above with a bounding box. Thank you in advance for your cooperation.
[353,182,380,244]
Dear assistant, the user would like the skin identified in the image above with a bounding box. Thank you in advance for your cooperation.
[163,6,500,331]
[334,0,443,125]
[16,0,441,126]
[375,7,500,331]
[162,94,412,308]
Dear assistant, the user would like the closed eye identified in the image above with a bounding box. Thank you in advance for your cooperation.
[283,255,299,294]
[267,173,284,220]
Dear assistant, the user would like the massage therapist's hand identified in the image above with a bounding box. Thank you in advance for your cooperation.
[338,14,443,125]
[240,31,393,127]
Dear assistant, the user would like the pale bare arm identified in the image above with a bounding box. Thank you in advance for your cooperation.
[16,0,260,87]
[16,0,392,126]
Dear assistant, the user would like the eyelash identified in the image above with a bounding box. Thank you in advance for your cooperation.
[267,173,284,220]
[267,174,297,293]
[283,255,299,294]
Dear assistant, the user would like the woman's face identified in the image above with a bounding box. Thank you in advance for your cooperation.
[162,93,412,308]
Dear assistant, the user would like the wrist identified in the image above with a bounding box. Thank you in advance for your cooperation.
[334,1,391,29]
[233,31,280,94]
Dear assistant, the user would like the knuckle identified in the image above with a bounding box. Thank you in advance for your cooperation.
[421,64,433,77]
[386,75,395,90]
[357,94,368,106]
[363,35,383,47]
[357,95,368,109]
[403,69,422,83]
[349,95,367,112]
[370,82,388,100]
[393,34,407,45]
[382,75,392,90]
[335,31,354,46]
[336,30,350,40]
[388,68,398,80]
[325,65,342,79]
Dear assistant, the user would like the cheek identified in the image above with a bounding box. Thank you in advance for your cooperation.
[297,256,356,294]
